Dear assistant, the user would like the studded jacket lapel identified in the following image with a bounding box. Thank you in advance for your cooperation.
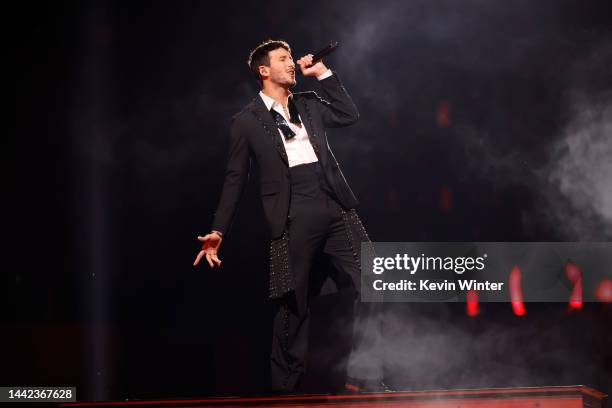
[249,96,289,166]
[293,95,326,164]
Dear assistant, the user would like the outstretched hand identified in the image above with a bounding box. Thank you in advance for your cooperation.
[193,232,223,268]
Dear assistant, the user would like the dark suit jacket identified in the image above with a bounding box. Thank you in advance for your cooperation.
[212,72,360,239]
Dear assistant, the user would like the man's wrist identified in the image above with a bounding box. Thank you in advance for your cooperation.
[211,230,223,238]
[316,68,333,81]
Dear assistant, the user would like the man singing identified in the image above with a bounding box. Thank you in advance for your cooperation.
[193,39,386,393]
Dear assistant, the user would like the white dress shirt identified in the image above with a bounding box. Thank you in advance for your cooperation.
[259,69,333,167]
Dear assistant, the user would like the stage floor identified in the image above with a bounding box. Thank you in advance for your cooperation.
[59,385,607,408]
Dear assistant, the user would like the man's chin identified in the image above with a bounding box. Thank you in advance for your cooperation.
[274,78,296,89]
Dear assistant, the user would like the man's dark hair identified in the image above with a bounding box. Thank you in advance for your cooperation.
[247,39,291,88]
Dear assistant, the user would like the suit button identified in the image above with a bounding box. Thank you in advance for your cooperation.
[286,172,290,179]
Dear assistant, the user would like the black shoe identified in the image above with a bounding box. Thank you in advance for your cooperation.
[344,377,393,393]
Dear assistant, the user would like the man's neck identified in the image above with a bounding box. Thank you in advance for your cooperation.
[261,83,291,108]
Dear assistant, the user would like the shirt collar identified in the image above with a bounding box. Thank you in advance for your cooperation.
[259,91,293,111]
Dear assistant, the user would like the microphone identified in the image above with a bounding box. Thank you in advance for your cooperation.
[297,41,339,74]
[310,41,339,65]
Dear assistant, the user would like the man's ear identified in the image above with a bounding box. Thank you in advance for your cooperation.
[258,65,269,80]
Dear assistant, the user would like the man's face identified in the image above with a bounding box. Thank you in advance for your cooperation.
[260,47,296,88]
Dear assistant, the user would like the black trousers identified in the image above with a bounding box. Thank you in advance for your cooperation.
[270,162,383,391]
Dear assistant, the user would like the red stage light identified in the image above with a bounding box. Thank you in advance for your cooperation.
[568,278,583,311]
[509,266,526,316]
[565,262,583,311]
[565,261,581,283]
[466,289,479,317]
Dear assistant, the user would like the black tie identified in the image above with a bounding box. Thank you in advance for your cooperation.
[269,108,296,140]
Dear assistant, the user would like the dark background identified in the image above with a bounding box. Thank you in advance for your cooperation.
[9,0,612,404]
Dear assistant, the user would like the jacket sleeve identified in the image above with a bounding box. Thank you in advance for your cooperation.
[211,115,251,236]
[314,71,360,128]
